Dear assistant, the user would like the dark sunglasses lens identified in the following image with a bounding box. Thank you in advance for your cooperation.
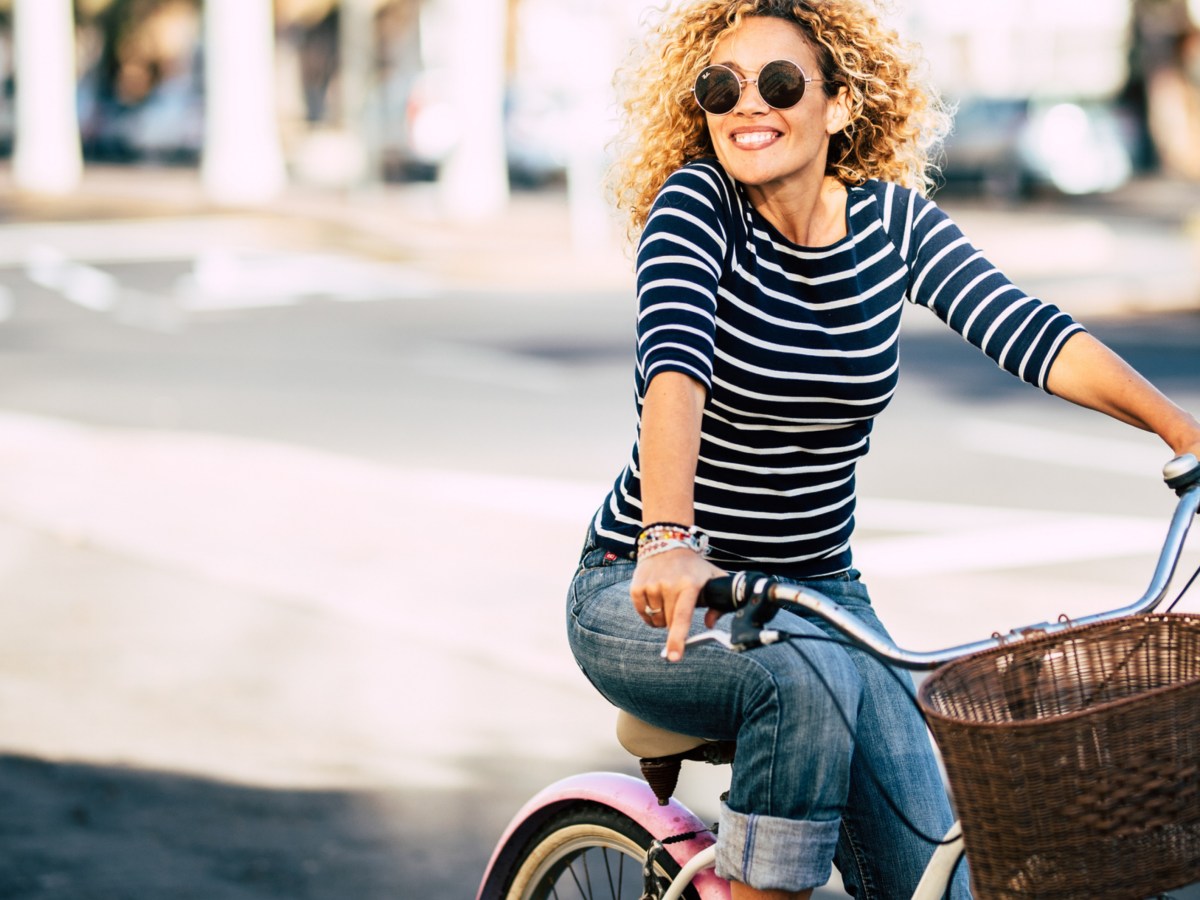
[695,66,740,114]
[758,60,806,109]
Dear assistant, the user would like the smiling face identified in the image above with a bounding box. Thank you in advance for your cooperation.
[704,16,848,199]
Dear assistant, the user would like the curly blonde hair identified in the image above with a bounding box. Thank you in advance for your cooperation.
[608,0,951,242]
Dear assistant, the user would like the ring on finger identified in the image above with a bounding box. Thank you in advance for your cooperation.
[645,606,663,616]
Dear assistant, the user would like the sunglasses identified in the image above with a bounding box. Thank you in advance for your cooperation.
[693,59,834,116]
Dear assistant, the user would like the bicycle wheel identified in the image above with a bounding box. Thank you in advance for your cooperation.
[502,801,702,900]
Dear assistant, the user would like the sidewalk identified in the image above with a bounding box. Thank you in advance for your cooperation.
[2,163,1200,315]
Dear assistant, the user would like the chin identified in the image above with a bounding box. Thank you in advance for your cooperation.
[716,158,781,187]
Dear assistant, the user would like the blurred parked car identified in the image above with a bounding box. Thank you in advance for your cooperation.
[378,68,571,187]
[77,68,204,164]
[940,96,1137,198]
[504,81,571,188]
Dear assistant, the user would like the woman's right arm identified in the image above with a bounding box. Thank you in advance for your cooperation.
[631,371,727,662]
[629,163,731,659]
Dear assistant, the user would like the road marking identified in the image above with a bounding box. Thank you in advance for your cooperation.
[15,246,575,389]
[13,241,441,323]
[25,244,119,312]
[174,250,439,310]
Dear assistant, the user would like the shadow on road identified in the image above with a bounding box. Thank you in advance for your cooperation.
[0,753,412,899]
[0,751,569,899]
[0,749,655,900]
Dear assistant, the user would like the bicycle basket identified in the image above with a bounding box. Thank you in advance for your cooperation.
[918,613,1200,900]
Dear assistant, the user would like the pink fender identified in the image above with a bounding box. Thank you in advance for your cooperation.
[477,771,729,899]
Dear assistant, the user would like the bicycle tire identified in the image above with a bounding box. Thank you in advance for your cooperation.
[501,801,703,900]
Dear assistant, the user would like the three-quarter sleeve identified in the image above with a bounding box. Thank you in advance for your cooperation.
[634,165,730,394]
[900,190,1085,391]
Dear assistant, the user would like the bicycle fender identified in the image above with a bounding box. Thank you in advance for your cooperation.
[476,771,728,899]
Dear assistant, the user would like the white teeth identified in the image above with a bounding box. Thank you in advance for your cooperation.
[733,132,778,146]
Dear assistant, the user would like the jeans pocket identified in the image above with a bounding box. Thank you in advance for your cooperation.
[568,556,633,619]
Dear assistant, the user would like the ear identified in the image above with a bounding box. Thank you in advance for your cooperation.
[825,85,852,135]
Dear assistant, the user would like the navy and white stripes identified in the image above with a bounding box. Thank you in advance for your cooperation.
[594,159,1083,577]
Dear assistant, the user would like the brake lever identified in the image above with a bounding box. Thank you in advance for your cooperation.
[680,628,783,653]
[682,630,733,650]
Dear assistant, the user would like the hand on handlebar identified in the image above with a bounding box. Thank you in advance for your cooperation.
[630,549,726,662]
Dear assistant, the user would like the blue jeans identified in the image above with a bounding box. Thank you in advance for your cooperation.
[566,542,971,897]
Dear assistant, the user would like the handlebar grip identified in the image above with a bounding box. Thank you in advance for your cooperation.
[1164,453,1200,493]
[698,574,743,612]
[699,572,778,649]
[699,572,774,612]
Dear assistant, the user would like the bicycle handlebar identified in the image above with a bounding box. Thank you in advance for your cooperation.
[694,453,1200,669]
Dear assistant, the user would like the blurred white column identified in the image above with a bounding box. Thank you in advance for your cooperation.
[436,0,510,220]
[339,0,377,187]
[565,8,620,254]
[202,0,287,205]
[12,0,83,195]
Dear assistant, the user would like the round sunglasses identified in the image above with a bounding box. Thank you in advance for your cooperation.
[693,59,834,116]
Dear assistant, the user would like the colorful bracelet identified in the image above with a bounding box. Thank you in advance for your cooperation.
[637,539,698,561]
[636,522,709,560]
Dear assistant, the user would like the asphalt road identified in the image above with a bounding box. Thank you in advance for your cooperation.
[0,241,1198,898]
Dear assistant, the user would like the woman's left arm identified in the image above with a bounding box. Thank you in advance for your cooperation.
[1046,331,1200,459]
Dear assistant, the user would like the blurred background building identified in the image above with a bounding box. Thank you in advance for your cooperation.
[908,0,1200,196]
[2,0,1200,211]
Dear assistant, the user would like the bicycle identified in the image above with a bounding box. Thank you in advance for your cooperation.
[477,454,1200,900]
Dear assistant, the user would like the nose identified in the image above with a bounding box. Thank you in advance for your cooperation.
[734,76,770,113]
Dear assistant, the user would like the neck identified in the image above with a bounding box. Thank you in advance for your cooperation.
[746,175,848,246]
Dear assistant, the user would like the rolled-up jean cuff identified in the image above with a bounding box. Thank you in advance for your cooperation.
[716,802,839,892]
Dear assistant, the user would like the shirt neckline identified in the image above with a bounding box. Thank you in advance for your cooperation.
[739,181,862,252]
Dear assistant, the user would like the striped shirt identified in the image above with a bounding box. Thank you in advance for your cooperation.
[593,159,1084,578]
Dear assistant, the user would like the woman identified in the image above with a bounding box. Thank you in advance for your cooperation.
[565,2,1200,898]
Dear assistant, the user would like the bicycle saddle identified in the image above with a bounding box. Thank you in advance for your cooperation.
[616,711,735,805]
[616,710,709,758]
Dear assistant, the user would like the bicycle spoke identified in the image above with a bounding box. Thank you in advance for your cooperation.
[566,859,586,898]
[552,846,642,900]
[602,847,620,899]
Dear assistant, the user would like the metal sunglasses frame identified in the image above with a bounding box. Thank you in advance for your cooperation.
[693,58,837,115]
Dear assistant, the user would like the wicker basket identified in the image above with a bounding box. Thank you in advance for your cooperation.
[918,614,1200,900]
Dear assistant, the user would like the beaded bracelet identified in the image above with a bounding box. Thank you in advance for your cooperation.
[636,522,709,560]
